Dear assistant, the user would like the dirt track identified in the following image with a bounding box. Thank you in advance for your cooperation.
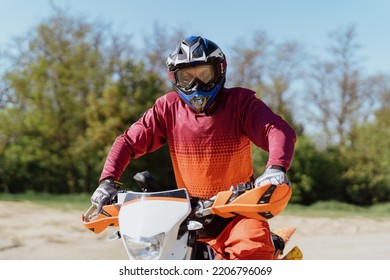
[0,201,389,260]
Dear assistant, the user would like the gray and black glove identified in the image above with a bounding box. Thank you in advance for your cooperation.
[91,179,121,212]
[254,165,288,188]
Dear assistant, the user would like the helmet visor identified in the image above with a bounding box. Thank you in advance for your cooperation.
[176,65,215,89]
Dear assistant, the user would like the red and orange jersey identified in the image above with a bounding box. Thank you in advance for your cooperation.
[100,87,296,198]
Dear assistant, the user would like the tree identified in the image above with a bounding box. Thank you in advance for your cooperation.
[228,31,270,88]
[340,82,390,205]
[229,31,305,131]
[141,22,185,86]
[0,9,170,193]
[258,40,305,133]
[304,25,380,147]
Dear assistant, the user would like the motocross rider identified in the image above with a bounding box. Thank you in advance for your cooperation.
[91,36,296,260]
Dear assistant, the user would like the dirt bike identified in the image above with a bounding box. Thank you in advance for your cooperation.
[82,171,303,260]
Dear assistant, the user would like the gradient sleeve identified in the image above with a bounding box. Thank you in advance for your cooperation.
[241,92,297,170]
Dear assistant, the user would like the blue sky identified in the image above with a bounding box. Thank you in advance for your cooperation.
[1,0,390,75]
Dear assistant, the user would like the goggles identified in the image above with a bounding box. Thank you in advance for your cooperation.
[175,64,215,89]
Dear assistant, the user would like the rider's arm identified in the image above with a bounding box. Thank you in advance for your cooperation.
[239,90,296,171]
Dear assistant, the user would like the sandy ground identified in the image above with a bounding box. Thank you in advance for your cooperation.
[0,200,389,260]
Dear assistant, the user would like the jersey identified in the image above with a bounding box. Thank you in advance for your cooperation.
[99,87,296,198]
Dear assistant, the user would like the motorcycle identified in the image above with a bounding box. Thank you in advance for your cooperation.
[82,171,303,260]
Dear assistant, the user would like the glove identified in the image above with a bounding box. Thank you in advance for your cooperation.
[91,179,120,212]
[254,165,288,188]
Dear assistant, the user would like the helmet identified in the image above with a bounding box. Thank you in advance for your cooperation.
[166,36,227,113]
[209,183,292,220]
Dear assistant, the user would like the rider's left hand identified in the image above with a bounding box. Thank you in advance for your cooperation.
[254,165,288,187]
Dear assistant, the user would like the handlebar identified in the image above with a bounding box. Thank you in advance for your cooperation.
[81,182,291,234]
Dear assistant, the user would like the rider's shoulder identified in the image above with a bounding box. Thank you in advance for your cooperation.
[223,87,257,104]
[155,91,181,106]
[224,87,256,98]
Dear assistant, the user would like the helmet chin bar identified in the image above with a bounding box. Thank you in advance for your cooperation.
[189,95,210,113]
[177,85,221,114]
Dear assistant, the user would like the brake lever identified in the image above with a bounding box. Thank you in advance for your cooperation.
[83,205,98,222]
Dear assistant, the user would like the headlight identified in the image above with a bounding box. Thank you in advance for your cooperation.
[123,232,165,260]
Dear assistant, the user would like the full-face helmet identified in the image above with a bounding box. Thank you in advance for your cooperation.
[166,36,227,113]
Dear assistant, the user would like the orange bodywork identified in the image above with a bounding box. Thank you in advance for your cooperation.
[210,183,292,220]
[82,204,120,234]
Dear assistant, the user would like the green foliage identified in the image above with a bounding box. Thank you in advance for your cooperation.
[1,135,67,193]
[286,105,390,206]
[0,11,172,194]
[340,108,390,205]
[288,136,344,205]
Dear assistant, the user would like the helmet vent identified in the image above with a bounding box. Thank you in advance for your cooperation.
[193,46,204,58]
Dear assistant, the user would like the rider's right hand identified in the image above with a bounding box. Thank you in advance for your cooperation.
[91,179,119,212]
